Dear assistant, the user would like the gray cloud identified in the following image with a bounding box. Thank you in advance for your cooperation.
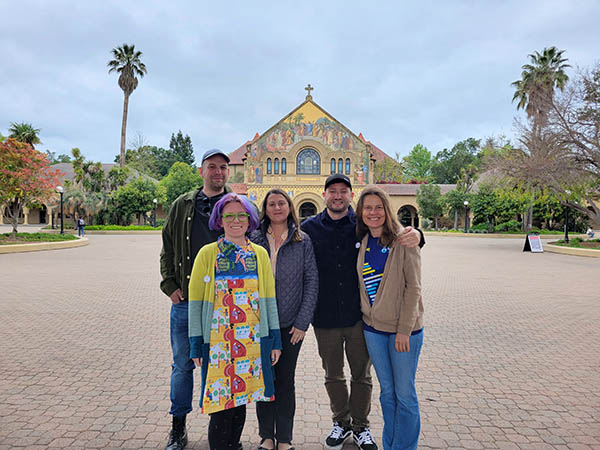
[2,0,599,163]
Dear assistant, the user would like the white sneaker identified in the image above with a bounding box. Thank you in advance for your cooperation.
[353,427,378,450]
[325,421,352,449]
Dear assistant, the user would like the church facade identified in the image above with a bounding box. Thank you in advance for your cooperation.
[228,86,426,226]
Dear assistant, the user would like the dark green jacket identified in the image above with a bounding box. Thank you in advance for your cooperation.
[159,186,231,300]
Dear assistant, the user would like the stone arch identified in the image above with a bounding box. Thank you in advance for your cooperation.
[292,191,324,220]
[398,205,419,228]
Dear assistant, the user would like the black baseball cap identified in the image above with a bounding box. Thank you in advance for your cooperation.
[201,149,230,164]
[324,173,352,190]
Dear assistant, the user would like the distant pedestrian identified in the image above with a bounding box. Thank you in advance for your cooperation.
[587,227,595,238]
[77,217,85,237]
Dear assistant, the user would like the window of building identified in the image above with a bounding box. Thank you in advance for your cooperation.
[345,158,350,175]
[296,148,321,174]
[267,158,272,174]
[338,158,343,174]
[331,159,336,174]
[282,158,287,174]
[274,158,280,174]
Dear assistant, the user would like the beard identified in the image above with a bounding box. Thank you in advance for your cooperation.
[325,199,350,214]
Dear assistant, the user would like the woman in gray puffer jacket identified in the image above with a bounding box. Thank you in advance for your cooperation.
[249,188,318,450]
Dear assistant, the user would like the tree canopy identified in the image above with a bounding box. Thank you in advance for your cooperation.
[0,139,63,237]
[107,43,147,167]
[8,122,41,147]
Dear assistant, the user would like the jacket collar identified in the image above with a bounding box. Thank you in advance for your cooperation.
[182,185,232,202]
[320,206,355,224]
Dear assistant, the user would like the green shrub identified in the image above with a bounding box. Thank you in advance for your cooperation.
[85,225,162,231]
[494,220,521,233]
[0,233,79,243]
[470,223,488,231]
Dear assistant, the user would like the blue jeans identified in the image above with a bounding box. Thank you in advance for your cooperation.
[170,302,195,416]
[363,329,423,450]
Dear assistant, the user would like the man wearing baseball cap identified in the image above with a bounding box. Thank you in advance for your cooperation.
[159,149,233,450]
[301,174,424,450]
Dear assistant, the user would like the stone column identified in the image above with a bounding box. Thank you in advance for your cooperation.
[23,207,30,225]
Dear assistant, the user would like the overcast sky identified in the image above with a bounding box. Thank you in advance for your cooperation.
[2,1,599,164]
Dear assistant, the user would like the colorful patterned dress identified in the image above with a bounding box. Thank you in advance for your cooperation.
[202,237,274,414]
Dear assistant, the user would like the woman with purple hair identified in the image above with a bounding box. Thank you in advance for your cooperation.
[188,193,282,449]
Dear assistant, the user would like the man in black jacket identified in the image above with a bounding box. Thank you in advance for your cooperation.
[301,174,424,450]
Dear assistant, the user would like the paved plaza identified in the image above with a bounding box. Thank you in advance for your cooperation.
[1,235,599,449]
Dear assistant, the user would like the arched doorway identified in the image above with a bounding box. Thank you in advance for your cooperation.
[299,202,317,221]
[398,205,419,228]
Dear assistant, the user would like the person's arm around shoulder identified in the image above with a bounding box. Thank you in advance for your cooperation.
[397,226,426,249]
[395,244,422,352]
[290,233,319,345]
[160,201,183,303]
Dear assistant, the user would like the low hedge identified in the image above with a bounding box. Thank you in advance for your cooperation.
[0,232,79,243]
[85,225,162,231]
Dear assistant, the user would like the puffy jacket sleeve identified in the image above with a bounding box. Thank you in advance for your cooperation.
[294,233,319,331]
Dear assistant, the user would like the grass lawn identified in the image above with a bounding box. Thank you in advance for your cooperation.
[85,225,162,231]
[0,232,79,244]
[553,238,600,249]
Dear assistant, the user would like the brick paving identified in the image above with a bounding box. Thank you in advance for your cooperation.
[0,235,599,450]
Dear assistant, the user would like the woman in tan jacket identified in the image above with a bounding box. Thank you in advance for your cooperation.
[355,186,424,450]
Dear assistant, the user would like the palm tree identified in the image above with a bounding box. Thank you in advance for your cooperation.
[511,46,570,129]
[8,122,41,147]
[107,44,147,167]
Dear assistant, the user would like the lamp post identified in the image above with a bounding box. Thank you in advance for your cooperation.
[564,190,570,243]
[463,200,469,233]
[56,186,64,235]
[153,198,157,228]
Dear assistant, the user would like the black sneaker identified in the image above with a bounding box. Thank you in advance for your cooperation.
[353,427,377,450]
[325,421,352,449]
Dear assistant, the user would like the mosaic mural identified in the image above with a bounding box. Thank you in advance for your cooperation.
[246,102,370,184]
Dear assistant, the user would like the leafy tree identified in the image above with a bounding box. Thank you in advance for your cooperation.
[444,189,469,230]
[159,162,203,209]
[45,150,72,164]
[512,46,570,129]
[120,145,162,178]
[107,43,147,167]
[471,184,501,231]
[402,144,432,181]
[416,183,444,230]
[8,122,41,147]
[0,133,5,142]
[374,154,404,183]
[547,64,600,225]
[431,138,481,184]
[112,177,164,225]
[169,131,195,167]
[0,139,63,238]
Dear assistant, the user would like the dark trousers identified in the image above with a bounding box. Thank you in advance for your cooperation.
[314,321,372,431]
[208,405,246,450]
[256,326,303,444]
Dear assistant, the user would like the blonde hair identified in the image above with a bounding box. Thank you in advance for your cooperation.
[356,186,403,247]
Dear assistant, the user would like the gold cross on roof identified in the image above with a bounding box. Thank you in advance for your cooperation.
[305,83,314,100]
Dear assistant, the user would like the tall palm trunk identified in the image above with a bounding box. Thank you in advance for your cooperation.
[453,209,458,230]
[120,93,130,167]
